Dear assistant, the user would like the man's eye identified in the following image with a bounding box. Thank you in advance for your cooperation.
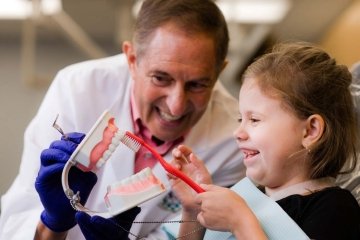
[151,75,171,86]
[186,82,210,93]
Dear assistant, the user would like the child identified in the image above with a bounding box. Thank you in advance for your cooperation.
[170,42,360,240]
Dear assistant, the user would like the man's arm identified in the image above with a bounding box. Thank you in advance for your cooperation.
[34,222,67,240]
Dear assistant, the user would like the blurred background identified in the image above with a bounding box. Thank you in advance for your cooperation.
[1,0,360,197]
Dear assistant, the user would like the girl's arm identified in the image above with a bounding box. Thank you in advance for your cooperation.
[169,145,212,238]
[170,145,267,240]
[178,209,206,240]
[196,184,268,240]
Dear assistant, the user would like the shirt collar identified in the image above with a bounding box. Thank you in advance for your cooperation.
[267,177,336,201]
[130,83,141,132]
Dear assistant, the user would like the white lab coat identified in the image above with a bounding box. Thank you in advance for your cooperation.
[0,54,245,240]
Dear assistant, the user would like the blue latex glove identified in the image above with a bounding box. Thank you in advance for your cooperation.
[35,132,98,232]
[76,207,141,240]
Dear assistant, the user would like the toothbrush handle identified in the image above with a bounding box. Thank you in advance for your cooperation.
[127,132,205,193]
[145,143,205,193]
[163,163,205,193]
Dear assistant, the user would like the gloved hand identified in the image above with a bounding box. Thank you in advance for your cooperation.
[35,132,98,232]
[76,207,141,240]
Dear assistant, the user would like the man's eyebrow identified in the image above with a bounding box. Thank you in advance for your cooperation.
[151,70,213,83]
[187,77,214,86]
[151,70,171,77]
[192,77,211,82]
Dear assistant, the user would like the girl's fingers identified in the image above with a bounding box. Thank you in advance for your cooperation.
[172,148,189,164]
[177,145,193,157]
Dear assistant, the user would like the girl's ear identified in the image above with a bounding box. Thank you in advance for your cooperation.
[302,114,325,149]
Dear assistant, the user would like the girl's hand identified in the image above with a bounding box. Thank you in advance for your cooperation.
[168,145,212,213]
[196,184,266,239]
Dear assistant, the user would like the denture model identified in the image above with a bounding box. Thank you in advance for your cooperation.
[70,111,120,172]
[104,167,166,216]
[68,109,204,193]
[62,110,167,216]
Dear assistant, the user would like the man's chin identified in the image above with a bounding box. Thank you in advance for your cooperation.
[150,123,184,140]
[152,129,184,142]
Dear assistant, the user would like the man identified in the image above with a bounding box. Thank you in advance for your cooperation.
[0,0,245,239]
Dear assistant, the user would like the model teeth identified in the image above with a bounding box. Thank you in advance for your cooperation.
[103,150,112,160]
[96,157,106,168]
[111,137,120,146]
[95,131,126,169]
[108,144,115,152]
[115,130,126,140]
[122,177,131,186]
[143,168,152,177]
[108,167,160,193]
[104,167,166,216]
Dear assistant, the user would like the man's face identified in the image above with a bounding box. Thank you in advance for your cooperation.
[125,23,220,141]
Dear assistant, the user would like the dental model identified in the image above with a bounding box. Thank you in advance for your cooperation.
[60,110,167,216]
[67,111,120,172]
[61,109,201,216]
[105,167,166,216]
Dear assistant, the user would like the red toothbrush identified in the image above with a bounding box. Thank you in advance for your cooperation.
[118,130,205,193]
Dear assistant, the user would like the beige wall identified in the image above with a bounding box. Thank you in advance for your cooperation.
[321,0,360,67]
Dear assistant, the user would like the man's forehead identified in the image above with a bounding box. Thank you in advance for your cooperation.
[147,65,216,83]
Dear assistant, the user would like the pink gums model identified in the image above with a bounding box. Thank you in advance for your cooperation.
[104,167,166,216]
[86,118,118,171]
[71,111,121,172]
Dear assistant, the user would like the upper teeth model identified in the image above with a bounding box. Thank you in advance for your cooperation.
[69,111,123,172]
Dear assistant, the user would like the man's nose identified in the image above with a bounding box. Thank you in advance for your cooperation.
[166,87,188,116]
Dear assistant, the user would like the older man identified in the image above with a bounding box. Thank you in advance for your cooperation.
[0,0,245,239]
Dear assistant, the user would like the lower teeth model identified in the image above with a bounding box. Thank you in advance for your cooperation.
[105,167,166,216]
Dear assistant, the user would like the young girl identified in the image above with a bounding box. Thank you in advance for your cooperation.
[170,42,360,240]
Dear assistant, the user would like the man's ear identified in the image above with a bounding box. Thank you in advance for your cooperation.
[302,114,325,149]
[218,60,228,75]
[122,41,137,74]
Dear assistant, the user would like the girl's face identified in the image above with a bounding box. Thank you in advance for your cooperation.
[234,78,309,191]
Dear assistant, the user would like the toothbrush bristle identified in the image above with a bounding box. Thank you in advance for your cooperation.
[121,135,141,152]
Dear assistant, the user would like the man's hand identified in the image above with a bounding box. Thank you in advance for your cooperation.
[35,132,98,232]
[76,207,141,240]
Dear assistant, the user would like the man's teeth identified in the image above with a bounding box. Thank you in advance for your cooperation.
[159,111,182,121]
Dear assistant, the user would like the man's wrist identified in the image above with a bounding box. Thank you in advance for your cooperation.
[34,221,67,240]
